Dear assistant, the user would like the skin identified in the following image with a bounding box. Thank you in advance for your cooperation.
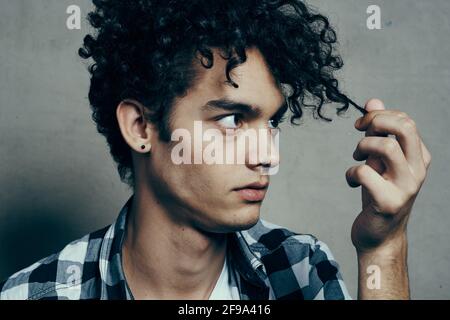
[115,47,431,299]
[349,99,432,299]
[117,47,283,299]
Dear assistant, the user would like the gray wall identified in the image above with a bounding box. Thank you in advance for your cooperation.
[0,0,449,299]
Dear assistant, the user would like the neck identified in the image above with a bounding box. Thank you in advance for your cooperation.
[122,186,227,300]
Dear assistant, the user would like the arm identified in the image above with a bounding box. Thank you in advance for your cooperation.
[345,99,432,300]
[357,236,409,299]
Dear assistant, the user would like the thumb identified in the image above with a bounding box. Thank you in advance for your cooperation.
[364,98,385,112]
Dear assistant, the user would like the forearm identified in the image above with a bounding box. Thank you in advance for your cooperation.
[357,237,410,300]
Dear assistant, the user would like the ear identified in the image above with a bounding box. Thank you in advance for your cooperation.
[116,99,154,153]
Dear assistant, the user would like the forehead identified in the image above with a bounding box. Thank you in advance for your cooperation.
[187,47,285,114]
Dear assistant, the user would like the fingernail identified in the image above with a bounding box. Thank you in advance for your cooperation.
[354,118,361,128]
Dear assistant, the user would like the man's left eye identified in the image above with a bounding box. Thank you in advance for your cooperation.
[268,116,285,129]
[269,114,286,129]
[268,119,278,129]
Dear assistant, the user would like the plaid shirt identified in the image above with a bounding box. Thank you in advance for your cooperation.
[0,195,351,300]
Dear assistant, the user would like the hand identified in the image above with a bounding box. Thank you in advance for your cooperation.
[346,99,432,254]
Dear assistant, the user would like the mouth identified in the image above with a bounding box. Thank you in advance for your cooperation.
[233,181,269,202]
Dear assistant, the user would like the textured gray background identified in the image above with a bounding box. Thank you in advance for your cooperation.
[0,0,449,299]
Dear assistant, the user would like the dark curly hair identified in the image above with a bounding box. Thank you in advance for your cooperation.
[79,0,354,188]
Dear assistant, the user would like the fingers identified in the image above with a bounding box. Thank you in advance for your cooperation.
[355,110,404,129]
[353,136,412,179]
[417,130,432,170]
[355,112,426,181]
[347,100,431,216]
[345,164,385,190]
[345,164,408,215]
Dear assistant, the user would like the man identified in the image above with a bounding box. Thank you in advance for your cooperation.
[0,0,431,300]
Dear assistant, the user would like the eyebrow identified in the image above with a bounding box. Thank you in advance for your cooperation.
[202,98,288,119]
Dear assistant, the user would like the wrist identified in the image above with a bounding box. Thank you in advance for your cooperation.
[356,235,410,300]
[357,234,408,267]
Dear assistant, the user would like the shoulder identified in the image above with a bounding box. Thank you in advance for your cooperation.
[241,219,352,300]
[0,226,109,300]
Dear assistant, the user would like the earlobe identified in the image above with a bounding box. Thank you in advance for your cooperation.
[116,99,153,153]
[140,144,152,152]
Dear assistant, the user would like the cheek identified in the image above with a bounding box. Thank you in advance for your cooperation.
[148,145,229,204]
[179,163,232,202]
[152,133,231,197]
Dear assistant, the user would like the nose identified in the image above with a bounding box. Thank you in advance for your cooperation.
[247,127,280,174]
[260,129,280,174]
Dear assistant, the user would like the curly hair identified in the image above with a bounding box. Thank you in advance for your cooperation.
[79,0,352,188]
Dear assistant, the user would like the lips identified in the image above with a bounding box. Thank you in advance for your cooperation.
[235,188,267,202]
[234,181,269,202]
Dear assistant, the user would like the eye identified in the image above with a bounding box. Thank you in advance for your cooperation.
[268,115,286,129]
[216,114,243,129]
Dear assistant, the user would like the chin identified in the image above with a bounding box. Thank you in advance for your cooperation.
[219,204,261,233]
[196,200,262,233]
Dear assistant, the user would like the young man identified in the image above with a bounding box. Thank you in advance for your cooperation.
[0,0,431,300]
